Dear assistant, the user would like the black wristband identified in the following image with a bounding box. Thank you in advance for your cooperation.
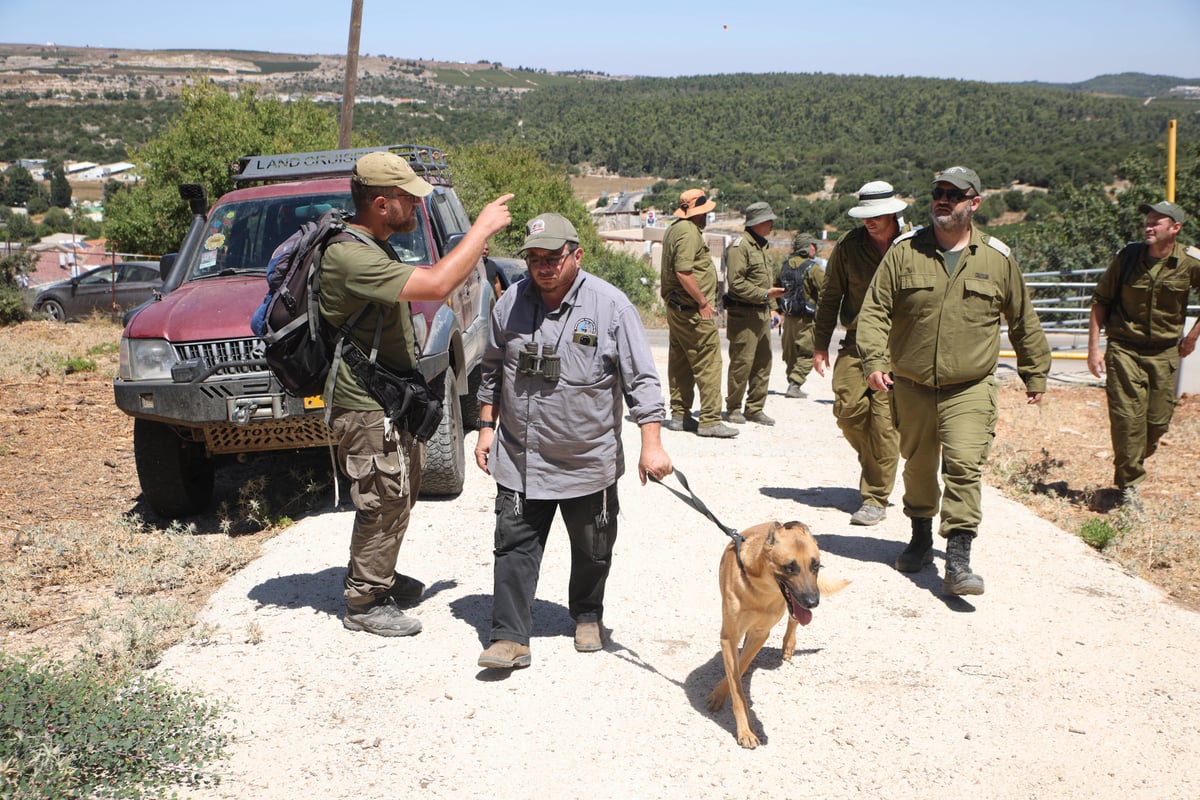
[477,420,495,430]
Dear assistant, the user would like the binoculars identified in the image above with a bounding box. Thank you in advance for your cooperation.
[517,342,561,380]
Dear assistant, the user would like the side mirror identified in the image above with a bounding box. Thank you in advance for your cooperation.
[444,232,465,253]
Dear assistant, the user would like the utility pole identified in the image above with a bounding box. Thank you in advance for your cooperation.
[337,0,363,149]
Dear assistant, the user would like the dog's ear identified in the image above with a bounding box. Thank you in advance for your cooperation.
[765,521,780,547]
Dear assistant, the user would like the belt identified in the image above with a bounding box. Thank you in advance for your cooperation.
[891,373,982,392]
[667,298,699,312]
[722,295,767,310]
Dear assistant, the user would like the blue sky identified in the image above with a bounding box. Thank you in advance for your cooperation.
[3,1,1199,84]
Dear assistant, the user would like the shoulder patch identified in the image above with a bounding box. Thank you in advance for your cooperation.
[1186,245,1200,261]
[730,235,744,248]
[985,236,1011,258]
[893,229,918,244]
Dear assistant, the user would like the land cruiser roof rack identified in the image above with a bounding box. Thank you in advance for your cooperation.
[232,143,452,185]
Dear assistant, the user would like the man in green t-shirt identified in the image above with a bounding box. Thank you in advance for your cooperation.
[321,151,512,637]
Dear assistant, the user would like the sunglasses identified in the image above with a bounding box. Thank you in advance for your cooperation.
[524,248,573,269]
[680,195,708,211]
[931,187,975,203]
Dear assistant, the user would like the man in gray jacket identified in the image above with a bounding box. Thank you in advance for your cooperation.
[474,213,673,669]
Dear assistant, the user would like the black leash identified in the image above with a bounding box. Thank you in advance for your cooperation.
[650,467,747,573]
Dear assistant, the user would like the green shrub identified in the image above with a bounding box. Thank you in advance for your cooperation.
[0,284,29,326]
[0,652,229,798]
[1080,518,1120,550]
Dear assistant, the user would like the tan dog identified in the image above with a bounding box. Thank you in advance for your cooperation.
[705,520,849,748]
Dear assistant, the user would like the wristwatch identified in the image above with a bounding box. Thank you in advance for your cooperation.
[477,420,495,431]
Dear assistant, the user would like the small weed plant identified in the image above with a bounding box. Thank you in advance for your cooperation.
[1080,518,1121,550]
[0,651,229,798]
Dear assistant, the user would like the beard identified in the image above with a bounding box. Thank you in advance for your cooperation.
[932,202,971,232]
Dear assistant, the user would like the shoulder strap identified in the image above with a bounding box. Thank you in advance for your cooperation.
[985,235,1011,258]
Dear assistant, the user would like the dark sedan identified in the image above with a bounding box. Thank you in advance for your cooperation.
[33,261,162,321]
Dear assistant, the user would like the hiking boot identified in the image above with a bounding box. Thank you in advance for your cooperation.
[574,621,603,653]
[663,415,698,432]
[389,572,425,606]
[343,596,422,637]
[696,422,739,438]
[724,410,747,424]
[744,410,775,426]
[785,382,807,399]
[943,530,985,596]
[895,517,934,572]
[850,503,886,526]
[477,639,531,669]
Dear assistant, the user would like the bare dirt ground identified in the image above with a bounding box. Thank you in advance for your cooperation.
[4,318,1200,798]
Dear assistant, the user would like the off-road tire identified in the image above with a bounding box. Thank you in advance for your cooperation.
[460,363,482,429]
[133,418,215,518]
[420,368,465,496]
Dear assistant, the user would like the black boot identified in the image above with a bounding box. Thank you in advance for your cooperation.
[894,517,934,572]
[943,530,985,596]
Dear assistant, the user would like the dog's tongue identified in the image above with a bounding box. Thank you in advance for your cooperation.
[790,601,813,626]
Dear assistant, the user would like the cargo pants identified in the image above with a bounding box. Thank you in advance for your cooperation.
[1104,339,1179,489]
[891,376,997,537]
[781,314,816,388]
[725,305,773,414]
[329,408,424,610]
[666,305,724,427]
[831,345,899,509]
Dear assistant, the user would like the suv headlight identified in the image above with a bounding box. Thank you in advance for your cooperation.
[120,337,179,381]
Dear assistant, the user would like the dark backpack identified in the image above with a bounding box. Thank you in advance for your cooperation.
[778,257,818,317]
[252,210,364,398]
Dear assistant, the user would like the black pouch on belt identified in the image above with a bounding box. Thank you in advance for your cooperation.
[340,342,444,443]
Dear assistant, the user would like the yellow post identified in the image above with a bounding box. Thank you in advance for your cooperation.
[1167,119,1177,202]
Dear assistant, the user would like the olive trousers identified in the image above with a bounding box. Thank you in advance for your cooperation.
[891,376,997,537]
[831,346,899,508]
[781,314,816,388]
[1104,339,1178,489]
[725,306,773,414]
[329,408,424,609]
[666,306,724,426]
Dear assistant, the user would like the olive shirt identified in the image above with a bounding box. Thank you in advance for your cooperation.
[660,219,718,307]
[725,231,775,313]
[318,231,418,410]
[1091,240,1200,348]
[857,224,1050,392]
[814,226,888,351]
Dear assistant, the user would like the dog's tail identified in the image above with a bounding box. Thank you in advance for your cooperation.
[819,577,851,596]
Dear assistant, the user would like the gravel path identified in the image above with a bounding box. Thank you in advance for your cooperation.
[155,339,1200,800]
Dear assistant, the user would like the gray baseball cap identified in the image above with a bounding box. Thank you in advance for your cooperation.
[932,166,981,194]
[1138,201,1187,224]
[518,213,580,253]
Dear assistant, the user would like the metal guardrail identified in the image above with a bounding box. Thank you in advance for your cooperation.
[1023,267,1198,336]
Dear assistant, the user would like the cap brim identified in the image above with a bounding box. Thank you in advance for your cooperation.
[677,200,717,219]
[518,235,571,254]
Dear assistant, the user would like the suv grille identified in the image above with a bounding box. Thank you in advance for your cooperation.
[175,338,265,375]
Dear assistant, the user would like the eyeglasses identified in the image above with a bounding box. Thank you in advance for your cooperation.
[931,187,975,203]
[524,249,573,269]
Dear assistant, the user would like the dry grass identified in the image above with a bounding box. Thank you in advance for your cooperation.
[987,380,1200,610]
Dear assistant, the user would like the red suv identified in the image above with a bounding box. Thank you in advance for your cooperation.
[115,145,491,517]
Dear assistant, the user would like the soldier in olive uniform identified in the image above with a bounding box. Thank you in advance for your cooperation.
[1088,201,1200,506]
[813,182,906,527]
[777,232,825,400]
[857,167,1050,597]
[660,189,738,438]
[723,202,787,425]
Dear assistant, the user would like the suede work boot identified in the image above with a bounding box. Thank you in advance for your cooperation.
[850,503,886,526]
[785,382,807,399]
[943,530,985,596]
[343,596,422,637]
[388,572,425,607]
[895,517,934,572]
[697,422,739,438]
[574,621,603,653]
[724,410,747,425]
[478,640,532,669]
[744,410,775,426]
